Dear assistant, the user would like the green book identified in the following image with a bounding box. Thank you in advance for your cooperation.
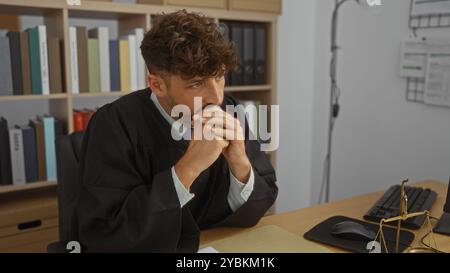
[87,38,100,93]
[26,27,42,95]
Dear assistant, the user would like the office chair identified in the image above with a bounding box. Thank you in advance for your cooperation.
[47,131,84,253]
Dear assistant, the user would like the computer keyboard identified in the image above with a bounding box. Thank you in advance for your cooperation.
[363,185,437,229]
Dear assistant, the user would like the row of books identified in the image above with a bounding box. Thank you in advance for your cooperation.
[73,109,97,132]
[221,21,268,86]
[69,26,147,94]
[1,22,268,97]
[0,116,64,185]
[0,27,63,96]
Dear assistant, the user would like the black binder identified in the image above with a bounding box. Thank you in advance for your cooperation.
[230,22,244,86]
[55,118,65,137]
[243,23,255,85]
[0,117,13,185]
[220,21,233,86]
[219,21,231,43]
[254,23,267,85]
[6,31,23,95]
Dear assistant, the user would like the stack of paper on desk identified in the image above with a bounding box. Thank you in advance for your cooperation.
[200,225,332,253]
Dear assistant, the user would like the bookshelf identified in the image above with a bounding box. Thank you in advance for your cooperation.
[0,94,67,101]
[0,181,57,194]
[0,0,279,252]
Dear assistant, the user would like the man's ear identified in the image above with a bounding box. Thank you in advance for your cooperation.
[148,73,166,97]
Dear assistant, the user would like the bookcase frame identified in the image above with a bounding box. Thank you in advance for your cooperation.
[0,0,278,195]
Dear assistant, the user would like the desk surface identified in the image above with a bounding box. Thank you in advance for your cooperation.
[200,180,450,253]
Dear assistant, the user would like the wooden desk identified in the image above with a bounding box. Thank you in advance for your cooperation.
[200,180,450,253]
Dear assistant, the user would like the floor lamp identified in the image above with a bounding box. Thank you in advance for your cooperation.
[321,0,371,203]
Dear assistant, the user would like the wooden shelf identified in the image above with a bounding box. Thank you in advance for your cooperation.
[0,1,60,16]
[0,0,157,16]
[0,0,278,22]
[225,85,271,92]
[68,4,151,20]
[0,94,67,102]
[0,181,57,194]
[72,92,130,98]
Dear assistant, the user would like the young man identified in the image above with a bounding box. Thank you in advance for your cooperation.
[76,10,277,252]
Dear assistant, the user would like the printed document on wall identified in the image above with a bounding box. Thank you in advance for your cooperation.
[412,0,450,16]
[400,38,450,79]
[424,57,450,107]
[400,38,427,78]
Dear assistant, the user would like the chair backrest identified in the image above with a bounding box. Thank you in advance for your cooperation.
[55,131,84,243]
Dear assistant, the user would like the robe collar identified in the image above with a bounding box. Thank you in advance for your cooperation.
[150,92,190,140]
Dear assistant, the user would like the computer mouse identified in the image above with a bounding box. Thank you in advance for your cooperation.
[331,221,376,241]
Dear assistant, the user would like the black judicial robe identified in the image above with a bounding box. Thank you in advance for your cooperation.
[76,88,278,252]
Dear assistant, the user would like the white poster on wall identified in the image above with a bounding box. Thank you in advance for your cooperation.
[424,57,450,107]
[400,38,450,79]
[400,38,428,78]
[412,0,450,16]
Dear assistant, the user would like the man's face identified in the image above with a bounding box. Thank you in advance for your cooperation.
[151,72,226,117]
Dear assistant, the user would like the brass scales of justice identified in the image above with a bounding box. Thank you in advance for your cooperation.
[372,179,439,253]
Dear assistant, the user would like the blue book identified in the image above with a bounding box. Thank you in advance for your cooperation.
[19,125,38,183]
[109,40,120,92]
[41,116,56,181]
[26,27,42,95]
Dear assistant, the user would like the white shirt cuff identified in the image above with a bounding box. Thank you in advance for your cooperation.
[227,168,255,212]
[171,166,195,208]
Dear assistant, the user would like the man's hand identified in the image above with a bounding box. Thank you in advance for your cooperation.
[174,105,252,190]
[174,118,229,190]
[201,106,252,183]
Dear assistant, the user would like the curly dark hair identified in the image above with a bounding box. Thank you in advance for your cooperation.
[140,10,237,80]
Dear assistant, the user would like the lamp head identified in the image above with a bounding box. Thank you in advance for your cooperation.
[356,0,383,12]
[357,0,381,7]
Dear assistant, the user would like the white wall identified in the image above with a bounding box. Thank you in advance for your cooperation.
[276,0,316,212]
[276,0,450,213]
[310,0,450,203]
